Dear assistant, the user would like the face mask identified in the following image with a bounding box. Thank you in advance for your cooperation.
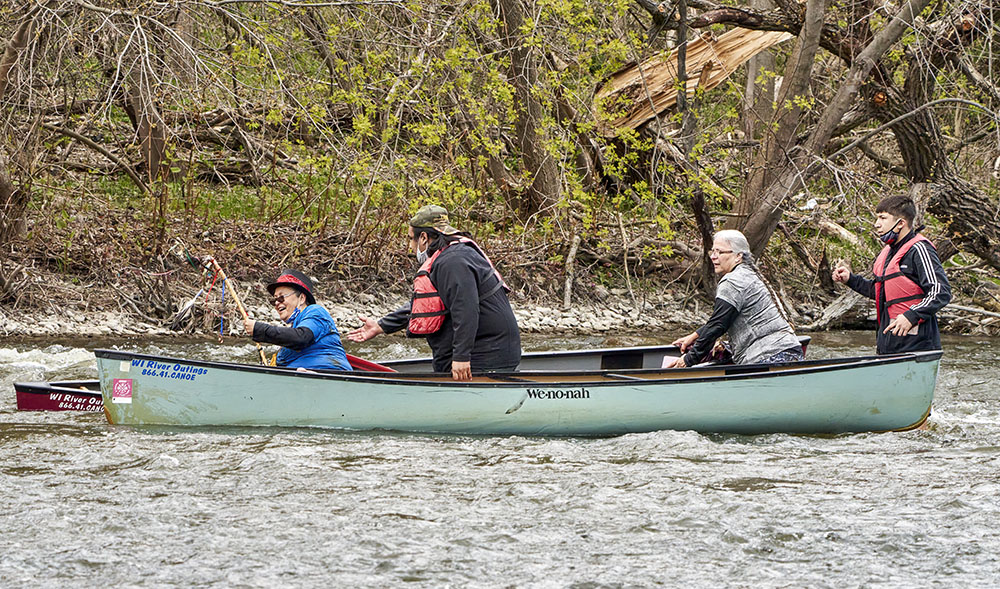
[284,306,302,325]
[878,218,903,245]
[416,241,429,265]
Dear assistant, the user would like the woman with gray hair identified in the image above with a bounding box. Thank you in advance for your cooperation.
[665,230,803,367]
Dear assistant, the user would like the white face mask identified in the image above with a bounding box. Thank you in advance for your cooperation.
[416,240,429,264]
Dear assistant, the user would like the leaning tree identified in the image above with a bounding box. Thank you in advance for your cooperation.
[652,0,1000,268]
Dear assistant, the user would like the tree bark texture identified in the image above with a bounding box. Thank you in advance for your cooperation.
[164,7,198,84]
[495,0,560,219]
[0,13,35,101]
[124,71,168,185]
[0,168,28,246]
[0,9,44,247]
[690,187,717,294]
[873,86,1000,270]
[732,0,828,252]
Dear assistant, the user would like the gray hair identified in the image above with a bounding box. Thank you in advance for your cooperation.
[715,229,791,325]
[714,229,755,268]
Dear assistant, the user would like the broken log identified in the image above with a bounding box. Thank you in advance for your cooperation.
[595,28,794,134]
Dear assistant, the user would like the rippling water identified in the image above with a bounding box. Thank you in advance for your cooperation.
[2,333,999,587]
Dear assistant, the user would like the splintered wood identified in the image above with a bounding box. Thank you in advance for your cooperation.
[595,29,794,134]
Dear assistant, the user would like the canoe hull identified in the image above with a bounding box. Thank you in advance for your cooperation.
[14,381,104,412]
[96,349,940,436]
[12,338,812,412]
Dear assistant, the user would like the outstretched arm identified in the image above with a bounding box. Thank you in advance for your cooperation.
[347,303,411,342]
[845,272,876,300]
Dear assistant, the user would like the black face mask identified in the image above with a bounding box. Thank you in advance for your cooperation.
[878,218,903,245]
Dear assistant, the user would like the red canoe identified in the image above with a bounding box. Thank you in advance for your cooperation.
[13,354,394,412]
[15,380,104,412]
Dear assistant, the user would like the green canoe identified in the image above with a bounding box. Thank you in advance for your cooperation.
[95,345,940,436]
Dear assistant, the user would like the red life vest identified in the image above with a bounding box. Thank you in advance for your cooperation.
[873,234,931,323]
[407,238,509,337]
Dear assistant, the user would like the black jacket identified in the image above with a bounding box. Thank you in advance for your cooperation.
[846,231,951,354]
[379,242,521,373]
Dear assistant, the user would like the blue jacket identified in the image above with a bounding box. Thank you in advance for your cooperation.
[253,305,352,371]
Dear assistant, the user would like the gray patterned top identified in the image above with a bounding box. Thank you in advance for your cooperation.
[716,264,801,364]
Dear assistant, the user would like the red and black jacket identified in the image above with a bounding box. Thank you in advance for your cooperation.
[407,237,507,337]
[846,231,951,354]
[377,240,521,373]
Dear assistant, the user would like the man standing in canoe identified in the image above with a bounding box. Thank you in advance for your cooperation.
[347,205,521,380]
[833,194,951,354]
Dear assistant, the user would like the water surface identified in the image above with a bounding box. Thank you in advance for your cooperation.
[2,332,998,587]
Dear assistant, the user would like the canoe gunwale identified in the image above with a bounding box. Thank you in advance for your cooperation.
[14,380,102,394]
[93,348,942,389]
[376,336,810,371]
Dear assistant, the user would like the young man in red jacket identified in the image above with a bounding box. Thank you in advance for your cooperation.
[833,194,951,354]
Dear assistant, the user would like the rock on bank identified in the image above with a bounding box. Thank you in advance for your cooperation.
[1,294,698,339]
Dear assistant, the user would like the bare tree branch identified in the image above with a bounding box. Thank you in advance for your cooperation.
[40,122,150,194]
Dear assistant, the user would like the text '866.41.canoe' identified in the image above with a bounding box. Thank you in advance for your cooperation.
[94,345,942,436]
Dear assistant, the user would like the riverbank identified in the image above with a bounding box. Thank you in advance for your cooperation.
[5,282,998,341]
[0,291,702,339]
[8,197,1000,341]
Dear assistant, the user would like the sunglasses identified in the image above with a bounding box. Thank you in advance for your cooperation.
[269,293,298,306]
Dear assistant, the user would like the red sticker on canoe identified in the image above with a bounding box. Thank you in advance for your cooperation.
[112,379,133,404]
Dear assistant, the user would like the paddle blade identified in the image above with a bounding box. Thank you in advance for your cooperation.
[347,354,396,372]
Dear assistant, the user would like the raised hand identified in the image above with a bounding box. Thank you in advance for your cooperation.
[832,265,851,284]
[346,316,384,342]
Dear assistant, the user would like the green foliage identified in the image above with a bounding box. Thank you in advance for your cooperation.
[12,0,996,305]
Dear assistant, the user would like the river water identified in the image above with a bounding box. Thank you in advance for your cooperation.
[2,332,998,587]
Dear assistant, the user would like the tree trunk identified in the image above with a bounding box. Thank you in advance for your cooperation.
[740,0,777,143]
[164,7,198,84]
[495,0,560,219]
[737,0,932,255]
[298,8,354,95]
[123,71,168,185]
[690,187,717,293]
[0,10,40,247]
[0,10,37,101]
[676,0,715,294]
[732,0,828,251]
[0,169,28,246]
[875,87,1000,269]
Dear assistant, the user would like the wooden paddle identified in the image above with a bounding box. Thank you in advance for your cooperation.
[202,256,269,365]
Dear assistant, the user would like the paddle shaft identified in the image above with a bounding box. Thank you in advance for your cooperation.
[205,257,269,365]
